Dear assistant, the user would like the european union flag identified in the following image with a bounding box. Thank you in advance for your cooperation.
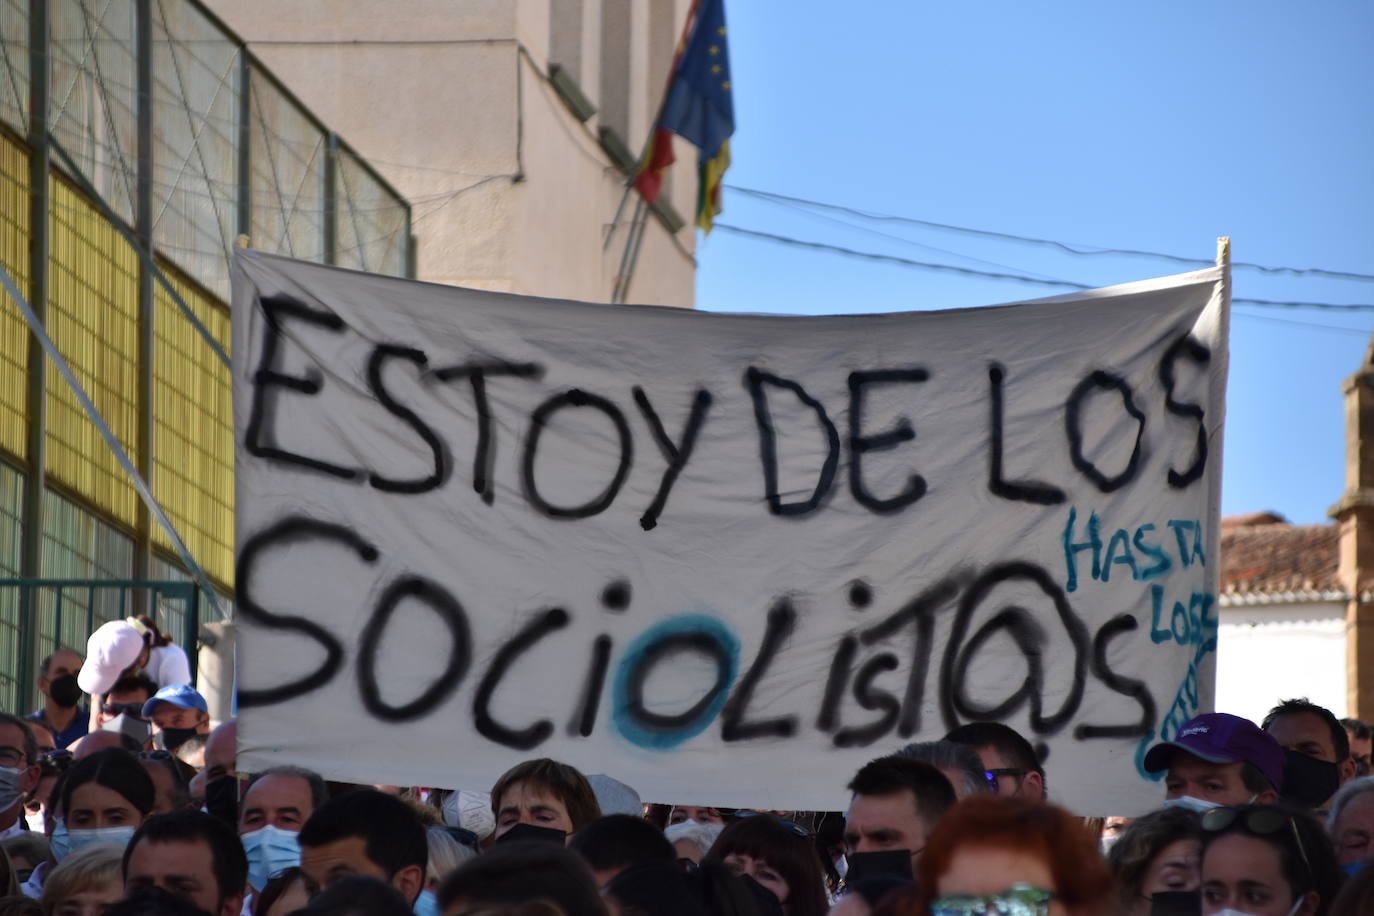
[635,0,734,231]
[659,0,733,162]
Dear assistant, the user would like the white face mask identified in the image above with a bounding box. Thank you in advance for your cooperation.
[24,809,44,833]
[442,790,494,841]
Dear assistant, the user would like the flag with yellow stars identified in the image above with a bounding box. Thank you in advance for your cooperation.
[634,0,734,232]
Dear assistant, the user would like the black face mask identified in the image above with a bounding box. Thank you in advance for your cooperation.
[48,675,82,709]
[204,775,237,827]
[155,727,198,752]
[1150,890,1202,916]
[1281,748,1341,808]
[494,822,565,846]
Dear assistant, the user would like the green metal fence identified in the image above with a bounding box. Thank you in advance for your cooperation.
[0,577,199,713]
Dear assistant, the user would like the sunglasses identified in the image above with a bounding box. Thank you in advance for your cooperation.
[1200,807,1313,885]
[102,701,146,719]
[931,883,1055,916]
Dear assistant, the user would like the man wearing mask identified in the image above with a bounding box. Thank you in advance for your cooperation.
[843,755,957,875]
[141,684,211,752]
[1263,698,1355,811]
[0,715,39,840]
[1143,712,1284,810]
[197,720,236,827]
[94,674,157,732]
[27,649,87,750]
[238,766,326,894]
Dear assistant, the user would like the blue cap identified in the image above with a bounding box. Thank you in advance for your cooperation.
[141,683,207,719]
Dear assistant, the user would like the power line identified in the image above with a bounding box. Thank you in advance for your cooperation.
[727,185,1374,284]
[1232,309,1371,337]
[713,223,1092,290]
[713,223,1374,312]
[747,186,1077,286]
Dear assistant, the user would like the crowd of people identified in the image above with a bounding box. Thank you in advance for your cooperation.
[3,616,1374,916]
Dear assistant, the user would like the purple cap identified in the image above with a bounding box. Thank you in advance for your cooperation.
[1143,712,1285,791]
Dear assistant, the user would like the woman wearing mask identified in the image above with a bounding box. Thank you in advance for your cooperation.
[915,795,1115,916]
[1108,807,1204,916]
[1199,805,1342,916]
[702,814,828,916]
[58,750,154,856]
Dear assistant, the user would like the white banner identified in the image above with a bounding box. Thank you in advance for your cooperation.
[233,250,1229,815]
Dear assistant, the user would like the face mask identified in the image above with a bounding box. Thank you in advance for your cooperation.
[24,808,44,833]
[204,776,237,827]
[413,889,440,916]
[1162,796,1223,813]
[241,825,301,891]
[835,854,848,880]
[1280,750,1340,809]
[1149,890,1201,916]
[49,819,70,861]
[669,819,725,843]
[101,713,151,746]
[0,767,25,813]
[1099,834,1120,856]
[48,675,82,709]
[442,790,495,840]
[155,727,199,752]
[67,825,136,853]
[1344,860,1366,877]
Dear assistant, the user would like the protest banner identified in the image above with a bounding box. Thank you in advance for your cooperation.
[233,248,1229,814]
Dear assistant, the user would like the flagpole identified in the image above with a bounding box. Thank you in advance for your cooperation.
[603,0,704,255]
[611,197,649,304]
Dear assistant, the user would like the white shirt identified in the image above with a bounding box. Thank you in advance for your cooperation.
[145,644,193,687]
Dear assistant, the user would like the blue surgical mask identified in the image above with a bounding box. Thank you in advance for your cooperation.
[1162,796,1222,813]
[67,825,137,853]
[0,767,24,813]
[413,889,439,916]
[1344,860,1367,877]
[49,819,70,861]
[241,825,301,891]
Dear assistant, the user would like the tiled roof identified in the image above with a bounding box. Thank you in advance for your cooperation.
[1219,517,1342,599]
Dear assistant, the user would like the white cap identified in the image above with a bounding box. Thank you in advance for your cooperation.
[78,620,145,695]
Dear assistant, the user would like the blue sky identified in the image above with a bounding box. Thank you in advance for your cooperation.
[695,0,1374,525]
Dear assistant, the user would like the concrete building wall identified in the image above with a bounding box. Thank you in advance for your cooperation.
[1216,600,1347,724]
[202,0,697,307]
